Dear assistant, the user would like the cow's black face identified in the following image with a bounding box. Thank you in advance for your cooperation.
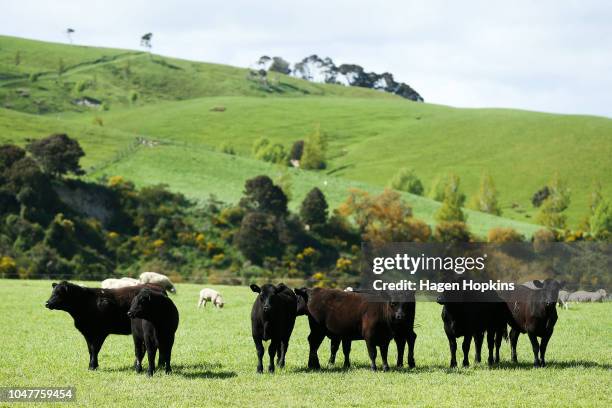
[389,301,412,322]
[251,284,282,316]
[540,279,565,307]
[127,289,152,319]
[45,281,74,311]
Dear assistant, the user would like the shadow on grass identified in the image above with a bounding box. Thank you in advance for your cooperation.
[289,362,475,375]
[100,362,237,379]
[494,360,612,370]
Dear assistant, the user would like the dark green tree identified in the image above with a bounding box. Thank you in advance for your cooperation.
[26,134,85,177]
[240,175,287,216]
[235,211,282,265]
[300,187,328,227]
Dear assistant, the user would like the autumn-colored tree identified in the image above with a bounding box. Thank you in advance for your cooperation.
[339,188,429,245]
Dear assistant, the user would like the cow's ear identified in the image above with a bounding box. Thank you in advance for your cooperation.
[294,288,307,298]
[559,281,566,289]
[533,280,544,288]
[52,282,57,288]
[250,284,261,293]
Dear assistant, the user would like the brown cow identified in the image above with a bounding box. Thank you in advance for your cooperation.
[295,287,416,371]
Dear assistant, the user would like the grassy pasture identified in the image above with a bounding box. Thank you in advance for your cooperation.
[0,279,610,407]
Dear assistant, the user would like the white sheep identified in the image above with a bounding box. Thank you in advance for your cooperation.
[101,277,140,289]
[344,287,354,292]
[198,288,224,308]
[139,271,176,294]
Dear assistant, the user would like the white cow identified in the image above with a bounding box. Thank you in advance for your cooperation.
[139,271,176,293]
[198,288,224,308]
[101,277,140,289]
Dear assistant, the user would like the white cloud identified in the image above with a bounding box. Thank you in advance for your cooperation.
[1,0,611,116]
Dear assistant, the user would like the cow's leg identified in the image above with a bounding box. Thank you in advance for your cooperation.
[87,335,106,370]
[307,329,325,370]
[268,339,278,373]
[380,342,390,372]
[253,336,264,373]
[539,333,552,367]
[133,337,145,373]
[342,339,352,369]
[486,330,495,366]
[365,339,378,371]
[474,331,484,363]
[329,337,340,365]
[407,331,417,368]
[144,334,157,376]
[165,335,174,373]
[494,328,503,364]
[447,335,458,368]
[527,333,541,367]
[395,336,405,368]
[509,328,520,363]
[461,335,472,367]
[278,337,289,368]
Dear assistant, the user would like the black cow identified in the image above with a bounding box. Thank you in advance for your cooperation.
[250,283,298,373]
[45,281,165,370]
[503,279,564,367]
[127,288,179,376]
[437,287,510,367]
[295,287,416,371]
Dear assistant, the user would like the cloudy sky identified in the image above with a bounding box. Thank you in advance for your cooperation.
[2,0,611,117]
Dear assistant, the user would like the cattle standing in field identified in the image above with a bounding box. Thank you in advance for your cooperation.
[139,272,176,293]
[198,288,224,308]
[502,279,564,367]
[437,287,511,368]
[557,290,570,309]
[250,283,298,373]
[295,287,417,371]
[101,277,140,289]
[567,289,607,303]
[45,281,165,370]
[128,288,179,376]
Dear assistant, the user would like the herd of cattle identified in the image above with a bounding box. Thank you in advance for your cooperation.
[44,273,607,376]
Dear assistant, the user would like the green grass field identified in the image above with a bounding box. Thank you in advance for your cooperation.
[0,279,610,407]
[1,35,611,234]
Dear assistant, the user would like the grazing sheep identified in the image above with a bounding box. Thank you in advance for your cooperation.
[198,288,224,308]
[557,290,570,309]
[139,272,176,294]
[101,277,140,289]
[344,287,354,292]
[567,289,607,303]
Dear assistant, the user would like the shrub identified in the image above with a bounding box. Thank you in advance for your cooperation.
[388,168,424,195]
[469,173,502,215]
[290,140,304,162]
[219,142,236,155]
[240,175,288,216]
[536,174,570,229]
[532,186,550,208]
[255,143,287,164]
[301,125,327,170]
[487,227,524,243]
[434,221,471,243]
[590,199,612,241]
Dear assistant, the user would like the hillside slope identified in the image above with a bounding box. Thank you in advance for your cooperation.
[71,96,612,227]
[1,36,610,232]
[0,36,397,114]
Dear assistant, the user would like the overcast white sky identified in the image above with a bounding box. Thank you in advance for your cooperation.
[2,0,611,117]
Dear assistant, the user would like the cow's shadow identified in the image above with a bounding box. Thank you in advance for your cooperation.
[99,362,237,379]
[494,360,612,370]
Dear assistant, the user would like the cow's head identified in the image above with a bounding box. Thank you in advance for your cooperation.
[250,283,285,315]
[45,281,80,311]
[533,279,565,307]
[127,288,154,319]
[294,287,310,316]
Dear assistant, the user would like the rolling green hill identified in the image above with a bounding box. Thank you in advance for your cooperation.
[1,35,610,235]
